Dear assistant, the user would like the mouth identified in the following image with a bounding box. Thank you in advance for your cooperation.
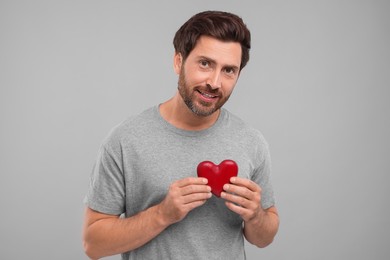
[196,89,219,100]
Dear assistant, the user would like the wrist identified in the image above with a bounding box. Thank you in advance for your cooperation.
[245,208,266,226]
[152,203,172,228]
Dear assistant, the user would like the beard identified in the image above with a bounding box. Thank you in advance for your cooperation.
[177,70,231,117]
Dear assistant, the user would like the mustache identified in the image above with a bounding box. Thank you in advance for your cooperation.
[196,84,220,94]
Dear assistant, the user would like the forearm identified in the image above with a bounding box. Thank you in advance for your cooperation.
[243,206,279,248]
[83,205,168,259]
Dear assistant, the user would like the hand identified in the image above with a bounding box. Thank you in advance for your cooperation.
[157,177,212,225]
[221,177,264,223]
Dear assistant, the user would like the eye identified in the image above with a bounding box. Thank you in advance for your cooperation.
[224,67,237,75]
[199,59,210,68]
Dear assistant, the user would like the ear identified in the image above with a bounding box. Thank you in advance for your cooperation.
[173,52,183,75]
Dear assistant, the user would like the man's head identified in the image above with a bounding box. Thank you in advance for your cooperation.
[173,11,251,71]
[172,11,251,117]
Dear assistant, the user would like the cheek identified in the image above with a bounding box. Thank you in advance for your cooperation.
[222,80,237,93]
[187,71,209,86]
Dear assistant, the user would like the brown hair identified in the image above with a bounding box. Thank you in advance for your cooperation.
[173,11,251,70]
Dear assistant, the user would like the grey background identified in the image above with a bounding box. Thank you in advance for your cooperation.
[1,0,389,259]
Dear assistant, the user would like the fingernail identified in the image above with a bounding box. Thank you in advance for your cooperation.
[230,177,236,183]
[224,184,229,190]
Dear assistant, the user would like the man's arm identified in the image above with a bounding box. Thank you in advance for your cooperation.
[83,205,166,260]
[243,206,279,247]
[221,177,279,247]
[83,177,211,259]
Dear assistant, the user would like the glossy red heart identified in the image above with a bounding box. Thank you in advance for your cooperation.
[197,160,238,197]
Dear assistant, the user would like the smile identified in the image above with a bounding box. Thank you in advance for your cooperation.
[197,90,218,99]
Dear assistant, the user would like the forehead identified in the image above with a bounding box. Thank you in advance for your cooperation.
[189,35,242,67]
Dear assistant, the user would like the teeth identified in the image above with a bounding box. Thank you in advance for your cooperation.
[199,91,216,98]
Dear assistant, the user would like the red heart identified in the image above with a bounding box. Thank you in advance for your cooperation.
[197,160,238,197]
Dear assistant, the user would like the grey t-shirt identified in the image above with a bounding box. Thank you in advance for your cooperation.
[84,106,275,260]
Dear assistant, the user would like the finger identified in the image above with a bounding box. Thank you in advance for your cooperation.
[225,200,249,215]
[184,199,208,211]
[221,191,252,208]
[176,177,208,187]
[224,201,257,222]
[223,183,254,201]
[181,184,211,196]
[230,177,260,193]
[183,192,212,204]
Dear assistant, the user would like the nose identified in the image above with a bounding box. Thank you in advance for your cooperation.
[207,71,222,90]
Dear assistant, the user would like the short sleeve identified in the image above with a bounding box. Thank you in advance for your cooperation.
[84,145,125,215]
[251,140,275,210]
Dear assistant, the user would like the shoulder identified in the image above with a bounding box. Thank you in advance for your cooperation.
[222,109,268,147]
[101,106,158,151]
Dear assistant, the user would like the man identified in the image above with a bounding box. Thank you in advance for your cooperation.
[83,10,279,260]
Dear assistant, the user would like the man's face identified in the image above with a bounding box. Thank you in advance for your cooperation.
[175,36,242,117]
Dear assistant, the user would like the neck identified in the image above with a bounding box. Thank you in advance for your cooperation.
[159,92,220,131]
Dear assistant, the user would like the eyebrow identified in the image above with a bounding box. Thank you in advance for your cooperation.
[198,56,240,71]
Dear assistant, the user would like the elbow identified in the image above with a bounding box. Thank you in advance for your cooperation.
[244,223,279,248]
[83,241,96,260]
[255,237,274,248]
[83,236,102,260]
[245,232,276,248]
